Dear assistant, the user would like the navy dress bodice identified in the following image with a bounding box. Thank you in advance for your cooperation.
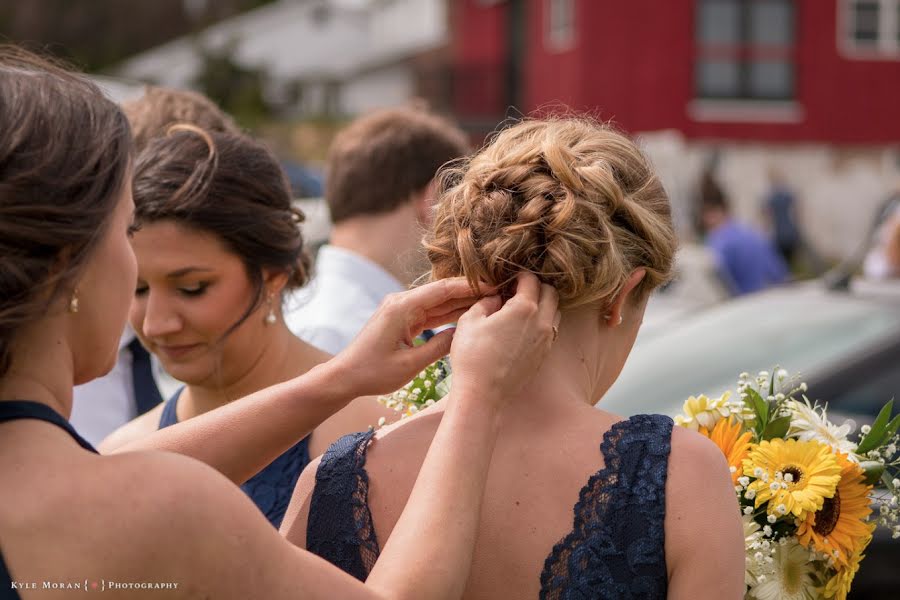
[0,401,99,600]
[306,413,673,599]
[158,390,311,529]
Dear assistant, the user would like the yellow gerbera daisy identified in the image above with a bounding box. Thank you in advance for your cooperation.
[797,451,874,567]
[699,417,752,485]
[824,534,871,600]
[743,439,842,519]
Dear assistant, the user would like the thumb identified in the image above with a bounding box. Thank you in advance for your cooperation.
[406,328,455,369]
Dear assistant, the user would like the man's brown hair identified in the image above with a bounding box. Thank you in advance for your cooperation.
[123,85,239,152]
[326,107,470,224]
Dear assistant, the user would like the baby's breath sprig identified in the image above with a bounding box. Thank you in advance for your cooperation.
[377,358,451,419]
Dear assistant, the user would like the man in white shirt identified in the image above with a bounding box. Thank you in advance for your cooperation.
[286,107,469,354]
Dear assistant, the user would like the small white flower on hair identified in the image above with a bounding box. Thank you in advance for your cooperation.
[746,489,757,500]
[759,371,770,379]
[799,382,808,392]
[738,476,750,487]
[776,504,787,515]
[744,506,754,515]
[754,467,765,478]
[767,514,777,524]
[783,472,794,483]
[893,479,900,488]
[862,425,871,435]
[777,369,788,380]
[770,482,781,492]
[763,525,773,537]
[729,466,737,473]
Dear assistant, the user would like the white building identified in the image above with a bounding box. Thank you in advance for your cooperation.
[114,0,448,117]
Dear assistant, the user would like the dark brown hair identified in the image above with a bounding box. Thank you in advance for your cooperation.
[326,107,470,223]
[123,85,239,153]
[132,126,310,334]
[0,46,132,377]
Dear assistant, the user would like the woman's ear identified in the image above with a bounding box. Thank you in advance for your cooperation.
[605,268,646,327]
[262,269,290,298]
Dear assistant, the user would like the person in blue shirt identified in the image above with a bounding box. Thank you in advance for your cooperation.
[699,172,789,295]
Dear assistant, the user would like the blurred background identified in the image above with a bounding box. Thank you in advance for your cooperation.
[3,0,898,255]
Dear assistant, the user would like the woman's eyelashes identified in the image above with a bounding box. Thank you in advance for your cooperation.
[133,281,211,297]
[178,282,210,297]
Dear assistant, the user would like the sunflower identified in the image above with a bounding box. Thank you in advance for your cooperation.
[797,451,874,567]
[824,534,871,600]
[699,417,752,485]
[743,439,842,519]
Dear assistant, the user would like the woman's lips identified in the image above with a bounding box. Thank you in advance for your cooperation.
[155,343,202,360]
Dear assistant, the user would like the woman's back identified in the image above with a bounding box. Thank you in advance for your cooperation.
[287,399,703,599]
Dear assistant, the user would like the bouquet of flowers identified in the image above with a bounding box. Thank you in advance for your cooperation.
[675,369,900,600]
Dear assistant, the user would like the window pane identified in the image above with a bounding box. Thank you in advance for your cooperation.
[749,60,793,99]
[697,59,741,98]
[750,0,794,45]
[697,0,741,44]
[853,1,881,42]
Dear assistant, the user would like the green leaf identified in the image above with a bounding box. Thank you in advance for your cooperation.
[762,415,791,441]
[768,366,777,399]
[885,411,900,440]
[858,399,895,455]
[861,461,886,486]
[745,388,769,435]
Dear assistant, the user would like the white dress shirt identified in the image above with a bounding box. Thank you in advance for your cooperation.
[285,245,404,355]
[70,327,138,446]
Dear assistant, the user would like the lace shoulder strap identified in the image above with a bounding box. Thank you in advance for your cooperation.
[539,413,674,600]
[307,429,379,581]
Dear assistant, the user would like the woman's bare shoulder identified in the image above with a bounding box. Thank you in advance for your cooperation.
[98,402,166,453]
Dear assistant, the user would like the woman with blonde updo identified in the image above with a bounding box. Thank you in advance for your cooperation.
[286,118,745,599]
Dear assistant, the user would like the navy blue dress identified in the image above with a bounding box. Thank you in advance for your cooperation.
[0,401,99,600]
[306,413,673,599]
[158,390,310,529]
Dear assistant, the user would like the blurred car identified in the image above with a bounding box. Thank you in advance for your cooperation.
[605,278,900,421]
[641,243,731,338]
[602,277,900,599]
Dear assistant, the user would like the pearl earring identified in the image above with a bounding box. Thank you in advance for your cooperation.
[265,296,277,325]
[68,290,79,313]
[603,313,624,325]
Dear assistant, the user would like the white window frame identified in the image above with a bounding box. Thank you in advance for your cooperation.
[545,0,576,52]
[839,0,900,59]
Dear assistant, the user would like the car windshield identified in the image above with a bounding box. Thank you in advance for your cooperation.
[602,284,900,417]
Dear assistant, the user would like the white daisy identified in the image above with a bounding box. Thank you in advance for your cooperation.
[749,539,818,600]
[786,399,857,458]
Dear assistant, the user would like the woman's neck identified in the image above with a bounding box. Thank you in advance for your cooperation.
[492,308,624,427]
[0,316,75,418]
[178,326,329,419]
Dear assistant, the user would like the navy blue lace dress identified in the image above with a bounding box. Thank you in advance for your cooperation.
[306,413,673,599]
[158,390,310,529]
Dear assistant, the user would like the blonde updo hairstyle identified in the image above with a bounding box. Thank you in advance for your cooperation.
[425,118,677,312]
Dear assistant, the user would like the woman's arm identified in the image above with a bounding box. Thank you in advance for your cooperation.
[104,278,486,485]
[105,273,558,600]
[665,427,746,599]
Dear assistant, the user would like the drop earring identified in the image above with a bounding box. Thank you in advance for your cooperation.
[265,295,277,325]
[68,289,80,313]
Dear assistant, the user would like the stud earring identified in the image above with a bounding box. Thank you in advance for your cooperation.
[265,296,277,325]
[603,313,624,326]
[68,289,80,313]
